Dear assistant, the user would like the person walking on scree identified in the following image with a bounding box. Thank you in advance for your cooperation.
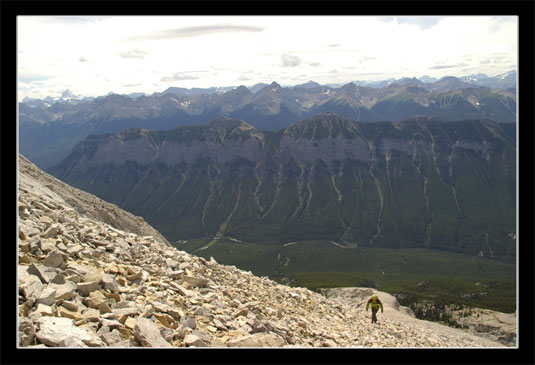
[366,294,383,324]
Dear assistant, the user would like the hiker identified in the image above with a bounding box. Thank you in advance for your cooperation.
[366,294,383,324]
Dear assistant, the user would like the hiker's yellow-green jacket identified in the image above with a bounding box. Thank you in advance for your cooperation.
[366,296,383,312]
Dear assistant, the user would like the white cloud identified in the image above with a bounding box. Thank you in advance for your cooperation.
[124,24,264,42]
[160,72,201,82]
[119,48,148,59]
[280,54,302,67]
[17,16,517,100]
[395,16,444,30]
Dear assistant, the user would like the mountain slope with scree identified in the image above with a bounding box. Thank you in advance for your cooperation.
[18,155,505,348]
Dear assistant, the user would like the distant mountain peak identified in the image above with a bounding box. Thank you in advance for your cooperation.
[257,82,282,95]
[341,82,357,89]
[231,85,254,96]
[495,70,516,79]
[339,82,360,95]
[61,89,75,98]
[438,76,460,82]
[396,77,423,85]
[418,75,438,83]
[294,80,322,89]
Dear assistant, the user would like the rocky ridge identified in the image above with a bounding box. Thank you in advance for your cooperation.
[18,155,504,348]
[18,155,169,245]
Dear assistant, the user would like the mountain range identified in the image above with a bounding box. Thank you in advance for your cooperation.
[48,113,516,263]
[20,74,516,169]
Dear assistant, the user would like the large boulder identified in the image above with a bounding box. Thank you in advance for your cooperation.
[133,318,173,347]
[35,317,105,347]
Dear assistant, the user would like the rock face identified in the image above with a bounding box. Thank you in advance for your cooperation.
[447,307,517,346]
[18,154,506,348]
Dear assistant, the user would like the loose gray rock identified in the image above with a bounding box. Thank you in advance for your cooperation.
[76,281,100,296]
[42,224,62,239]
[48,281,77,301]
[101,274,119,293]
[133,318,173,347]
[226,333,286,347]
[35,287,57,307]
[182,275,208,288]
[184,334,208,347]
[43,250,64,268]
[100,329,124,346]
[27,264,54,284]
[19,317,35,346]
[35,317,105,347]
[19,276,43,305]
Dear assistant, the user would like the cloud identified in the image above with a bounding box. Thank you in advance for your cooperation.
[280,54,302,67]
[490,53,510,61]
[121,83,143,88]
[429,65,454,70]
[46,16,111,24]
[125,24,264,41]
[78,56,89,62]
[358,72,385,76]
[119,48,148,59]
[309,62,321,67]
[210,66,230,71]
[160,72,200,82]
[489,16,516,33]
[328,44,340,48]
[429,63,468,70]
[377,16,396,23]
[358,56,377,64]
[396,16,443,30]
[18,73,53,83]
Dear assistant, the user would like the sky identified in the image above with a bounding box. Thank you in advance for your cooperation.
[17,15,518,100]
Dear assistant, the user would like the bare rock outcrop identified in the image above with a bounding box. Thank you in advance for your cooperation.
[447,307,517,346]
[17,154,506,348]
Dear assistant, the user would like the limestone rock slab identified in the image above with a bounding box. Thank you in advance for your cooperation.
[133,318,172,347]
[36,317,105,347]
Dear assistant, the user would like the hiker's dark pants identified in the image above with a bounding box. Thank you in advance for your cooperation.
[371,309,378,323]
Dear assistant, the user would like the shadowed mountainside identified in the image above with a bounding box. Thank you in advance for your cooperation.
[48,113,516,262]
